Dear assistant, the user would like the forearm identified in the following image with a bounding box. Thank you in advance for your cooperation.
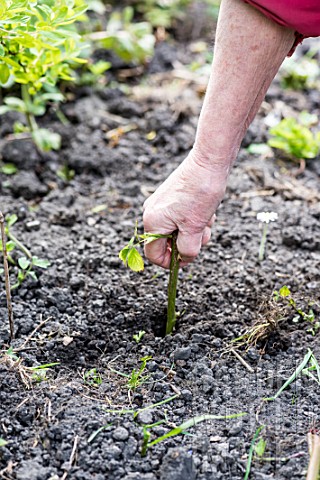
[193,0,295,171]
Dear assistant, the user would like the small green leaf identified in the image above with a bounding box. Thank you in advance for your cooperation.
[32,129,61,152]
[6,213,18,227]
[254,437,266,457]
[0,64,10,84]
[6,240,16,252]
[127,247,144,272]
[247,143,271,155]
[18,257,30,270]
[32,256,50,268]
[28,271,38,281]
[119,246,130,265]
[0,438,7,447]
[279,285,291,298]
[1,163,18,175]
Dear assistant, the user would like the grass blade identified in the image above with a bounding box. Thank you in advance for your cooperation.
[244,425,265,480]
[264,349,313,401]
[147,412,247,449]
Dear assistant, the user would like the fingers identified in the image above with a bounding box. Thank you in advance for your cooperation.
[202,225,212,246]
[176,230,203,264]
[144,237,172,269]
[144,217,214,268]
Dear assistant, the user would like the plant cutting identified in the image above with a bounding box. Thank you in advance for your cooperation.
[119,223,180,335]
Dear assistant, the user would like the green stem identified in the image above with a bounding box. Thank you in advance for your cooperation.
[21,84,38,133]
[258,223,268,262]
[7,231,32,259]
[166,231,179,335]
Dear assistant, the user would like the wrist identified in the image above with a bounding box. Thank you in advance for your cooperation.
[188,145,232,181]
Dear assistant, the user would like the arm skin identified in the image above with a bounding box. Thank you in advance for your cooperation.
[143,0,295,268]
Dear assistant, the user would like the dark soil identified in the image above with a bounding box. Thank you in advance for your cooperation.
[0,31,320,480]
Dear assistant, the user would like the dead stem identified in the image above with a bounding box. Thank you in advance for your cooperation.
[230,348,255,373]
[307,433,320,480]
[0,211,14,340]
[14,316,52,352]
[61,435,79,480]
[0,353,32,389]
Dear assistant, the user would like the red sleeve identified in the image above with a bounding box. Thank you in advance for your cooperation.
[243,0,320,37]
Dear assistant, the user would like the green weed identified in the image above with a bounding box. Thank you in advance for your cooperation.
[268,114,320,161]
[83,368,102,387]
[0,214,50,289]
[89,7,155,65]
[133,330,146,344]
[273,285,319,335]
[127,355,152,391]
[280,55,320,90]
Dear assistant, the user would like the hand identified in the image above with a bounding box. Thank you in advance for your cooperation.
[143,151,229,268]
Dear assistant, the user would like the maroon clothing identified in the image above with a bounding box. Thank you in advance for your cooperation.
[244,0,320,36]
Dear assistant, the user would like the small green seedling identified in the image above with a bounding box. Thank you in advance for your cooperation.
[133,330,146,344]
[0,163,18,175]
[83,368,102,386]
[57,165,75,182]
[127,355,152,392]
[0,214,50,289]
[273,285,319,335]
[268,115,320,161]
[30,362,60,383]
[119,223,179,335]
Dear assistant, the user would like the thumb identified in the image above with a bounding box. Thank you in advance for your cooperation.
[176,230,203,262]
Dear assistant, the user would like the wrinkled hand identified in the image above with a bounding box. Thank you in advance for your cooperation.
[143,151,228,268]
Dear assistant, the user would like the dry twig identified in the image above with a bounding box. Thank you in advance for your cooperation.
[307,433,320,480]
[0,211,14,340]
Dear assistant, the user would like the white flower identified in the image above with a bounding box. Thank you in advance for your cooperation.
[256,211,278,224]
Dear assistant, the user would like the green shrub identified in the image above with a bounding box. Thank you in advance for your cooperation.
[0,0,88,151]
